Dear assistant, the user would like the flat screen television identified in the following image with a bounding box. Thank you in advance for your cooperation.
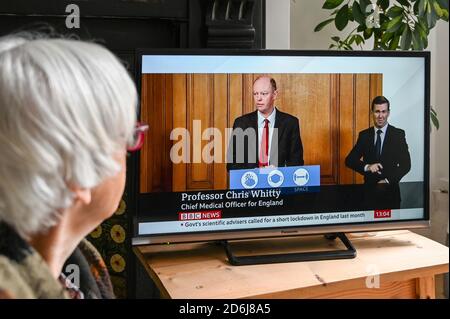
[132,49,429,263]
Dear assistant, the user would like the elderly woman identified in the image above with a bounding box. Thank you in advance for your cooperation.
[0,35,143,298]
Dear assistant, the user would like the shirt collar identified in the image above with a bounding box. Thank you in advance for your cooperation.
[258,107,276,125]
[375,123,388,135]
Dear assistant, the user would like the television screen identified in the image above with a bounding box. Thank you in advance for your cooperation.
[132,50,429,245]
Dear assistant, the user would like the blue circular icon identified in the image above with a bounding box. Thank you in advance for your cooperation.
[241,171,258,189]
[267,170,284,187]
[293,168,309,186]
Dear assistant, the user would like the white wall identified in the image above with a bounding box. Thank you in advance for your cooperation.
[428,20,449,245]
[266,0,290,49]
[429,21,449,191]
[290,0,373,50]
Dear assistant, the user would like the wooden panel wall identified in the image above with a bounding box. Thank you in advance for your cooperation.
[186,74,214,190]
[140,73,382,193]
[338,74,382,185]
[140,74,173,192]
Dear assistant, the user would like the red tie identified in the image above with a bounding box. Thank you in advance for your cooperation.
[259,119,269,167]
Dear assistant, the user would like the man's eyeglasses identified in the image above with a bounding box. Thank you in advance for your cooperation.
[127,122,149,152]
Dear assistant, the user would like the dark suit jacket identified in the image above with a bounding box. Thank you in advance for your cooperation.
[345,124,411,185]
[226,109,304,171]
[345,124,411,209]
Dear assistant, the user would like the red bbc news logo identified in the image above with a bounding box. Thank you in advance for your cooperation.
[179,210,222,221]
[374,209,392,219]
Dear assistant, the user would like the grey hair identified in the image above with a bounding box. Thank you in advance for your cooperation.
[0,35,137,238]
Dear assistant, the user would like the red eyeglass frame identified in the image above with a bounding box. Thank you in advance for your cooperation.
[127,122,149,152]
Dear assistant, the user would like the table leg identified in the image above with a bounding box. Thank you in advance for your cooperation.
[417,276,436,299]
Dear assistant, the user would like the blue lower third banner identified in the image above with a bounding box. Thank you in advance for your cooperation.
[229,165,321,190]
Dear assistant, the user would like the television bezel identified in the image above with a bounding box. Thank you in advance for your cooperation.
[132,49,430,245]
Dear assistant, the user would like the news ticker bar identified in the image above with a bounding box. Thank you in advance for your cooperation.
[138,208,424,235]
[229,165,320,190]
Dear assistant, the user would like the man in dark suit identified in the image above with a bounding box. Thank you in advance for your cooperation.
[345,96,411,209]
[226,76,304,171]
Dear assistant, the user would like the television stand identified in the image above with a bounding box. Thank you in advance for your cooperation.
[221,233,356,266]
[133,230,449,298]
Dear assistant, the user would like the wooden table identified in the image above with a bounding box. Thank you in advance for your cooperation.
[133,230,449,299]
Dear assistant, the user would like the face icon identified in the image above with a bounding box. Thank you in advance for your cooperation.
[253,77,277,117]
[372,103,390,128]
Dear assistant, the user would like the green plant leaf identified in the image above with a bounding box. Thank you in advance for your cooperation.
[418,0,427,16]
[417,18,430,38]
[422,35,429,48]
[348,7,355,21]
[357,24,366,32]
[400,26,412,49]
[417,18,430,47]
[389,34,401,49]
[374,27,384,37]
[431,116,439,130]
[316,0,445,54]
[379,42,390,50]
[377,0,390,11]
[381,30,395,43]
[414,0,420,14]
[364,28,373,39]
[432,0,449,21]
[443,10,449,21]
[412,28,425,50]
[430,107,437,116]
[380,13,391,24]
[432,0,445,16]
[314,18,335,32]
[422,16,431,34]
[427,4,439,27]
[436,0,449,10]
[360,0,371,14]
[387,5,404,17]
[430,107,440,130]
[386,14,404,32]
[397,22,407,35]
[355,35,363,45]
[348,35,356,45]
[378,13,391,29]
[323,0,345,10]
[397,0,411,7]
[335,4,350,30]
[331,36,341,42]
[329,44,337,49]
[352,1,366,24]
[342,40,354,50]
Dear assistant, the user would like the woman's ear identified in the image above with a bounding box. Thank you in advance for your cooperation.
[72,187,92,206]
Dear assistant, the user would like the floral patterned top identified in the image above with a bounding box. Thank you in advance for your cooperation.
[0,223,114,299]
